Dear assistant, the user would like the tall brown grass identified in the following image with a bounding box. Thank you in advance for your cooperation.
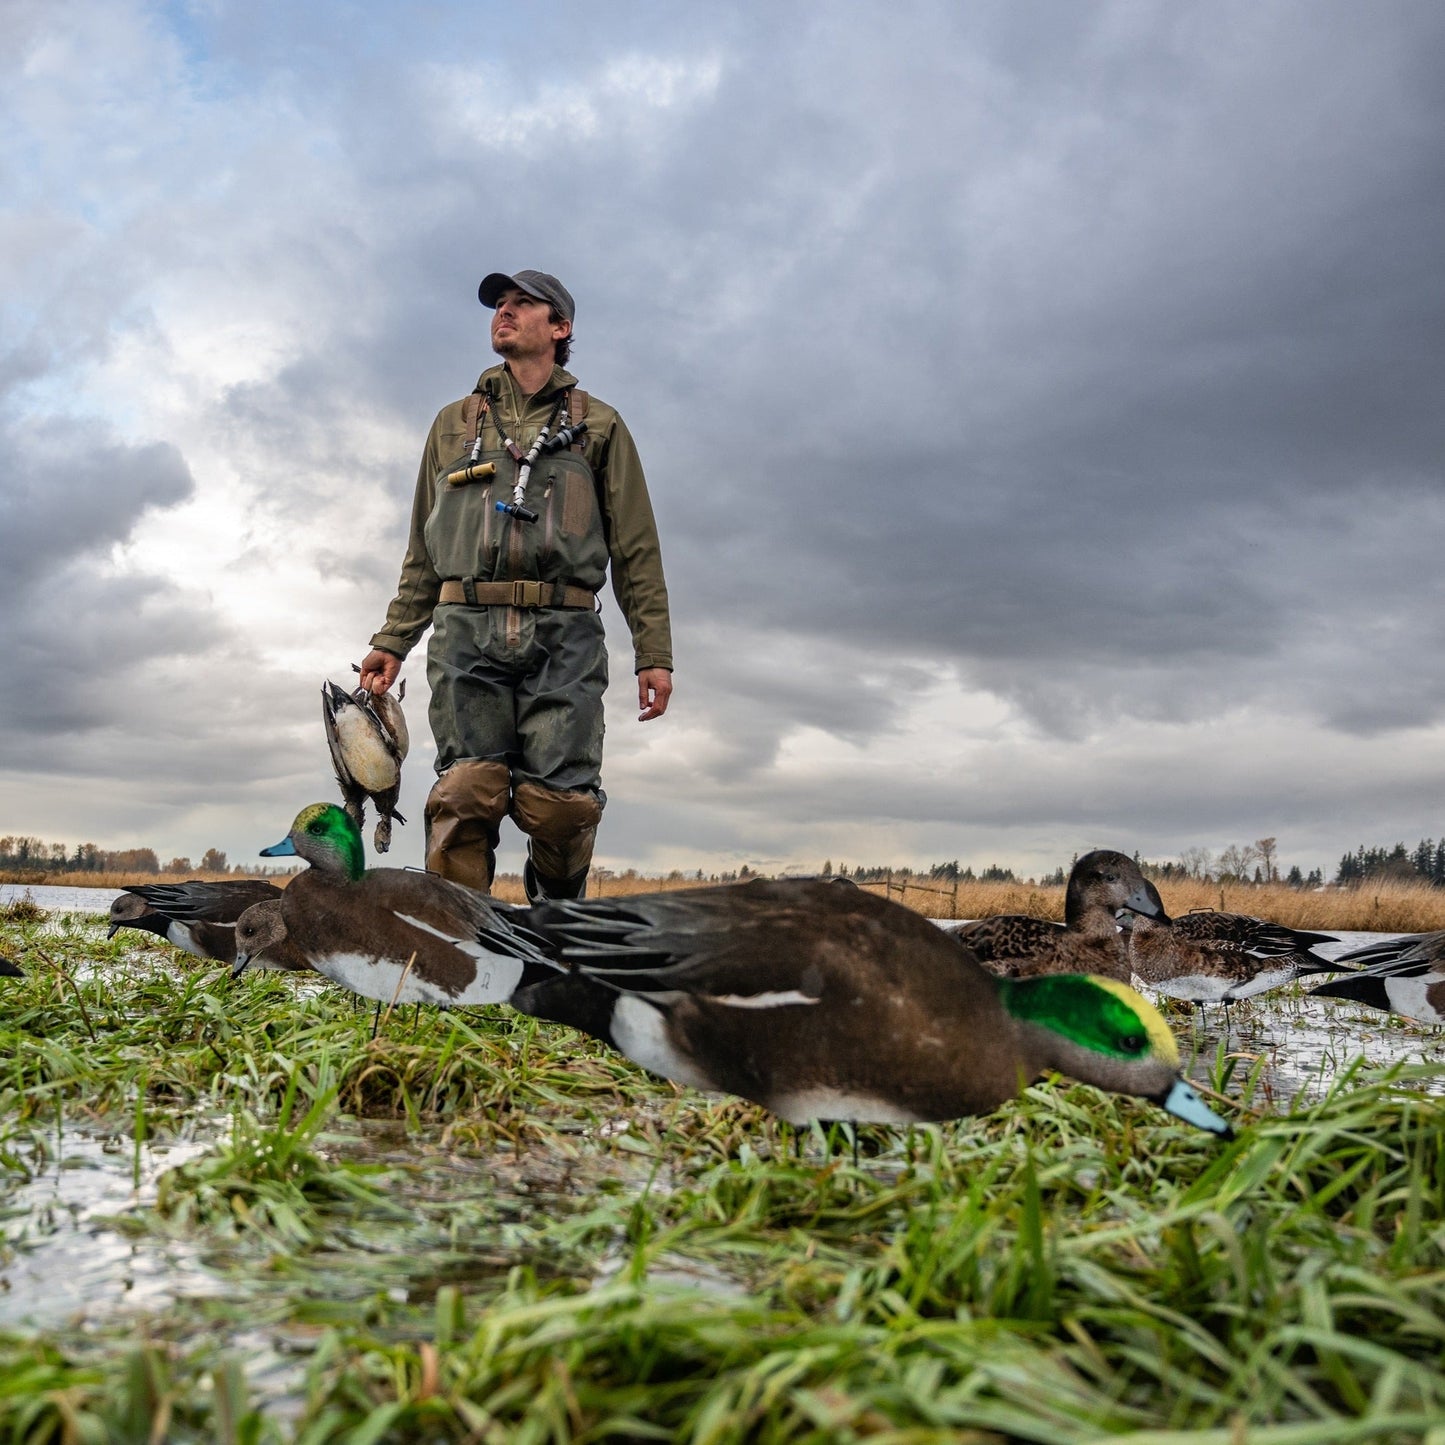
[13,866,1445,934]
[504,869,1445,933]
[0,869,295,890]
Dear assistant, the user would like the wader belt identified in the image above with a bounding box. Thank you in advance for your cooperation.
[439,579,597,609]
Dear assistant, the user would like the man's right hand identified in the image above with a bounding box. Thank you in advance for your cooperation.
[359,649,402,695]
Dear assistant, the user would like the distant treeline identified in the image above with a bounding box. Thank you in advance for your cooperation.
[1335,840,1445,887]
[0,835,231,876]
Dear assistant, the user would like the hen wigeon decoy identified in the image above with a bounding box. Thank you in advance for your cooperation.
[1126,910,1345,1003]
[107,880,311,972]
[943,850,1166,982]
[234,802,555,1005]
[323,678,409,853]
[509,878,1234,1137]
[1311,931,1445,1024]
[0,957,23,978]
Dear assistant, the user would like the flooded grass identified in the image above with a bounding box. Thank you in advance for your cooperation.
[0,909,1441,1442]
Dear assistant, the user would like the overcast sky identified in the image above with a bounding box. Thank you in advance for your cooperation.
[5,0,1445,883]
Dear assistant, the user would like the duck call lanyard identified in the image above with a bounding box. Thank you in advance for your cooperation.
[474,381,588,523]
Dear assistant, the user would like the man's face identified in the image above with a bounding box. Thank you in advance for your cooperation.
[490,287,570,361]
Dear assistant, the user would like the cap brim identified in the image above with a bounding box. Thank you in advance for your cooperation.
[479,272,523,307]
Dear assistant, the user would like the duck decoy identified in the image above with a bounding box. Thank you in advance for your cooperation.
[234,803,556,1006]
[107,880,311,972]
[323,677,409,853]
[0,957,23,977]
[943,850,1166,982]
[1311,931,1445,1024]
[509,878,1234,1138]
[1126,910,1346,1003]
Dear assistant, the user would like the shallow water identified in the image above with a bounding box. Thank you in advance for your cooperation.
[1,881,169,915]
[1,893,1438,1363]
[0,1125,216,1331]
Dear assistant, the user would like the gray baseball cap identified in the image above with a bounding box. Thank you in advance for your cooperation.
[478,269,575,322]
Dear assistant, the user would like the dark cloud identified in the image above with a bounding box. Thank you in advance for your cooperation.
[5,1,1445,874]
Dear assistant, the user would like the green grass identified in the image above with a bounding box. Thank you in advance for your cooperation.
[0,913,1441,1443]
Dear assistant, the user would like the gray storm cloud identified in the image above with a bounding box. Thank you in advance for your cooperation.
[3,0,1444,875]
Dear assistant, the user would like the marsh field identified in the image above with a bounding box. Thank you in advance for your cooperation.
[0,883,1441,1443]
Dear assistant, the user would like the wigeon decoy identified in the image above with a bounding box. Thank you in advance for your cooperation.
[1126,910,1345,1002]
[1311,931,1445,1025]
[107,880,311,972]
[509,878,1233,1137]
[323,678,409,853]
[943,850,1166,982]
[234,803,554,1006]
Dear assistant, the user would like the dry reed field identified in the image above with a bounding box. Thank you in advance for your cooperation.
[12,865,1445,932]
[506,868,1445,933]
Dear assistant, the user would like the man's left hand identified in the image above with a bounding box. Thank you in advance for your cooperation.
[637,667,673,722]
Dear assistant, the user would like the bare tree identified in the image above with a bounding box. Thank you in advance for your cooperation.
[1179,846,1215,880]
[1255,837,1278,883]
[1217,843,1261,881]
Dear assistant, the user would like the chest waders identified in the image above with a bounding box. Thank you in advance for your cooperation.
[422,385,606,898]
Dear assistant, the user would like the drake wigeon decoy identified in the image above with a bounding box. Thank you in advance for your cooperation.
[0,957,23,977]
[235,802,555,1005]
[323,678,409,853]
[107,880,312,972]
[943,850,1166,982]
[1311,931,1445,1024]
[509,878,1234,1137]
[1126,910,1344,1002]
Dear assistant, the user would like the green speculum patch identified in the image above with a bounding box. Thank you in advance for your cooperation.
[1001,975,1150,1059]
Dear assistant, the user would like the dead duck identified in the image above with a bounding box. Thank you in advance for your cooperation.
[234,803,555,1006]
[1311,931,1445,1024]
[106,879,310,971]
[943,850,1166,982]
[510,878,1233,1138]
[1126,910,1345,1003]
[323,677,408,853]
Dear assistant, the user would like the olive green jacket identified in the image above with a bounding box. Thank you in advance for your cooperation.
[370,364,673,673]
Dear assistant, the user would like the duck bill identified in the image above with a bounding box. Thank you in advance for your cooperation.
[1124,879,1169,923]
[231,952,252,980]
[260,836,297,858]
[1157,1077,1234,1139]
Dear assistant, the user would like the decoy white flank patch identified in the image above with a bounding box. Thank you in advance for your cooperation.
[313,951,456,1006]
[1141,974,1236,1003]
[1384,975,1437,1020]
[1224,964,1298,999]
[707,990,820,1009]
[163,923,210,959]
[609,996,717,1091]
[766,1087,924,1127]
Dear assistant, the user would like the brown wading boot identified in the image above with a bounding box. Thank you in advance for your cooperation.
[524,856,589,904]
[423,760,511,893]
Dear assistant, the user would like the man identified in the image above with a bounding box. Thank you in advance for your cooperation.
[359,269,673,902]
